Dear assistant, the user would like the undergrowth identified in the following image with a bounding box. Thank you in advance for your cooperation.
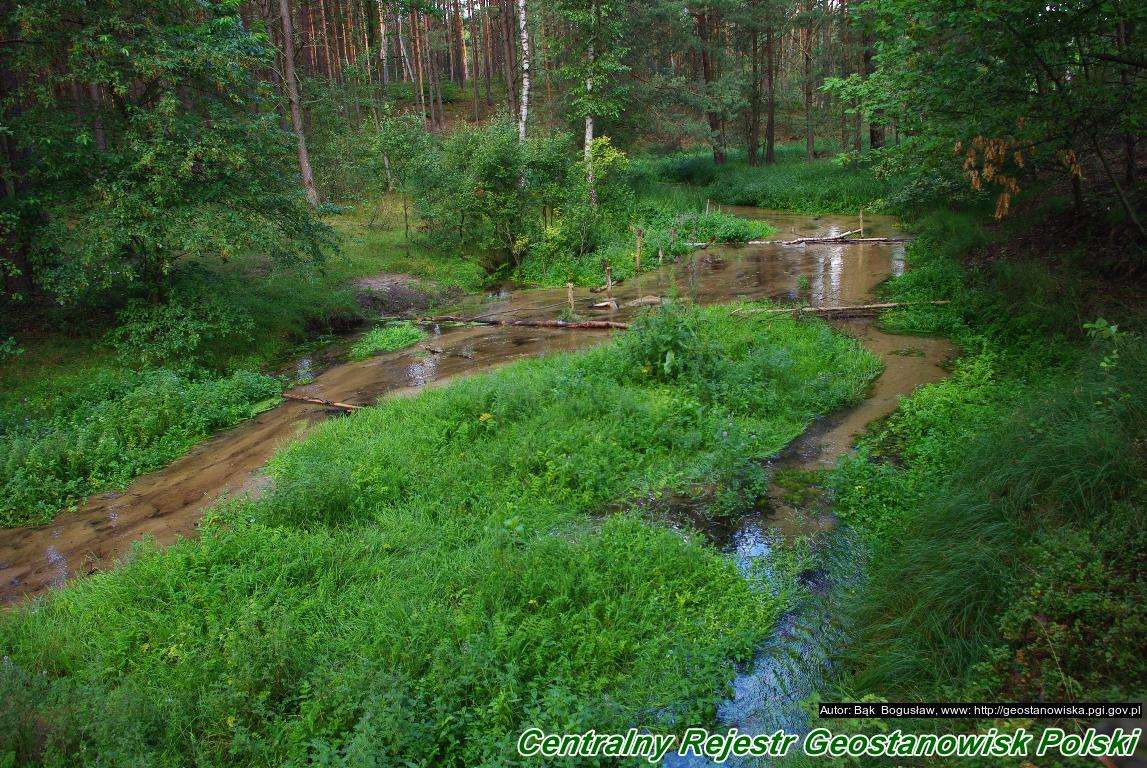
[653,149,899,215]
[828,204,1147,715]
[0,304,881,766]
[0,369,282,526]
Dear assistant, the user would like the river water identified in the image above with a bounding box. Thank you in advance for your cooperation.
[0,207,954,694]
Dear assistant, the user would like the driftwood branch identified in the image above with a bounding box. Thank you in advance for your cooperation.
[282,393,363,411]
[734,300,950,317]
[687,232,911,248]
[422,345,475,360]
[420,315,630,330]
[783,228,862,244]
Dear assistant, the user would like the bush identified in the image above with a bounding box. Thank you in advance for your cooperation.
[107,296,255,372]
[621,303,715,382]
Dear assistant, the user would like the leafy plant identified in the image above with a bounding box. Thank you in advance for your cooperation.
[106,296,255,372]
[0,368,282,525]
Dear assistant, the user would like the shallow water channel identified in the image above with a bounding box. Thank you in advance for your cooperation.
[0,208,954,750]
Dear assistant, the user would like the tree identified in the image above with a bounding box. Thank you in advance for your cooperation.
[517,0,531,140]
[550,0,628,203]
[838,0,1145,231]
[2,0,331,306]
[280,0,321,206]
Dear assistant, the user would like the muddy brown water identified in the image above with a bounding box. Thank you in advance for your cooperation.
[0,210,953,607]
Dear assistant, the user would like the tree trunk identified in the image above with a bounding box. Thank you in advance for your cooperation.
[468,0,480,119]
[693,8,724,164]
[747,15,761,167]
[516,0,529,140]
[482,0,494,105]
[279,0,319,206]
[408,8,428,122]
[584,3,597,206]
[377,0,390,85]
[765,26,776,163]
[863,34,884,149]
[500,0,518,118]
[802,0,813,162]
[318,0,335,78]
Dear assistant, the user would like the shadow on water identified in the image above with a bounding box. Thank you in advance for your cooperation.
[0,209,951,623]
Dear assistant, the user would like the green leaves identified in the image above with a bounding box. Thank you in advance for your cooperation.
[6,0,332,307]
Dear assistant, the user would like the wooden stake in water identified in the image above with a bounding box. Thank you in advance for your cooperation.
[633,226,644,273]
[658,248,665,266]
[605,263,614,300]
[566,281,575,314]
[859,207,865,237]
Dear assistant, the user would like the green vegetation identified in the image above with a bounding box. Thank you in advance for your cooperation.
[1,0,1143,756]
[654,148,901,214]
[0,369,281,526]
[826,205,1147,713]
[371,118,772,288]
[0,305,881,765]
[347,322,427,360]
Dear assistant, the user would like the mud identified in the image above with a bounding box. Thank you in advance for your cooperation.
[0,210,948,605]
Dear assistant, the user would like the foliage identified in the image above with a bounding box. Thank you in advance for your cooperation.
[832,0,1146,223]
[347,322,427,360]
[106,297,255,372]
[0,369,282,526]
[2,0,333,309]
[620,303,715,382]
[0,305,880,765]
[831,209,1147,705]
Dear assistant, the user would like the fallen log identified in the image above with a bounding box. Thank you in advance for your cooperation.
[419,315,630,330]
[782,228,861,245]
[282,393,363,411]
[736,300,950,317]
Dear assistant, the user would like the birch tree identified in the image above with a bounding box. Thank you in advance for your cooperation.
[517,0,530,140]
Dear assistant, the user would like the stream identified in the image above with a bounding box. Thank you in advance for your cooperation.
[0,209,954,751]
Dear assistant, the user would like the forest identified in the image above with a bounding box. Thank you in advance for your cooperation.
[0,0,1144,764]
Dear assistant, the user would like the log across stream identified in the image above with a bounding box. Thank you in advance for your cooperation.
[0,209,953,626]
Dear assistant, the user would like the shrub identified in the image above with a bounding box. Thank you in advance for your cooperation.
[107,296,255,372]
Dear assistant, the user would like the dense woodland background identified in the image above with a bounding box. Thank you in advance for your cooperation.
[1,0,1143,322]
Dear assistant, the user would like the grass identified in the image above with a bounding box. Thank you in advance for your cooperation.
[329,197,490,294]
[347,321,427,360]
[826,203,1147,708]
[0,304,881,766]
[0,369,282,527]
[652,147,899,215]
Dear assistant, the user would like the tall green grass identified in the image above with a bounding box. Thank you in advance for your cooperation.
[0,304,881,766]
[652,148,897,215]
[830,206,1147,703]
